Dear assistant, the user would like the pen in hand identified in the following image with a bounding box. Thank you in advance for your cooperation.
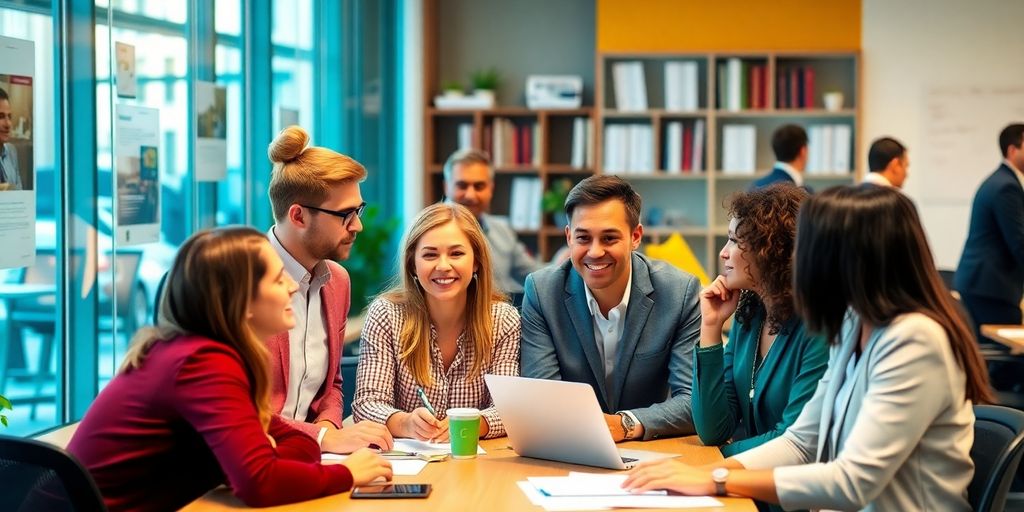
[416,386,437,416]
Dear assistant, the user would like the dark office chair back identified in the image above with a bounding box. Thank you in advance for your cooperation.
[969,405,1024,512]
[0,435,107,512]
[341,355,359,419]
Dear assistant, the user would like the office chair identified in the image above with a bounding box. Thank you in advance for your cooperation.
[0,435,107,512]
[341,355,359,419]
[969,405,1024,512]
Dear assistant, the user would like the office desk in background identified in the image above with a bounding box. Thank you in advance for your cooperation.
[981,324,1024,355]
[183,436,756,512]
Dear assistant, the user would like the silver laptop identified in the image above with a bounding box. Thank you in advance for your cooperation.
[485,374,676,470]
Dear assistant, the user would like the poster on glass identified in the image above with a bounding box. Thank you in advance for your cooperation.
[0,35,35,269]
[115,105,160,246]
[195,80,227,181]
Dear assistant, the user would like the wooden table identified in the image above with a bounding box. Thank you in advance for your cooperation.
[37,422,755,511]
[182,436,756,512]
[981,324,1024,354]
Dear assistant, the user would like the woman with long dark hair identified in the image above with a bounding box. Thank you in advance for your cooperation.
[68,227,391,510]
[626,185,991,511]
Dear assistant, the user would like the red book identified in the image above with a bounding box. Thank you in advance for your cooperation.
[682,123,693,173]
[790,68,800,110]
[749,66,759,110]
[523,124,532,165]
[777,71,788,109]
[803,67,815,109]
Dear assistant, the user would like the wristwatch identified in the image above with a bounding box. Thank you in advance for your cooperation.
[711,467,730,496]
[617,412,637,440]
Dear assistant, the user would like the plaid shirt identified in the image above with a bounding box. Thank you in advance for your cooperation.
[352,296,521,438]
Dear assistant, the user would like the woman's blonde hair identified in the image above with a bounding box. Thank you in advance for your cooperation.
[382,203,506,386]
[121,227,277,430]
[267,125,367,221]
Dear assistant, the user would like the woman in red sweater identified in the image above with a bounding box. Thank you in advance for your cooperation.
[67,227,391,511]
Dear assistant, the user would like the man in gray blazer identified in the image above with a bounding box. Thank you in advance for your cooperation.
[443,148,544,296]
[521,175,701,441]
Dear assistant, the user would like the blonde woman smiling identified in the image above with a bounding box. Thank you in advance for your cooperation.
[353,203,520,441]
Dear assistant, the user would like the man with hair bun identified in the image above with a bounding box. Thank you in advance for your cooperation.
[265,125,394,454]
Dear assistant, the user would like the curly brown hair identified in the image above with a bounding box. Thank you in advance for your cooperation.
[726,184,808,335]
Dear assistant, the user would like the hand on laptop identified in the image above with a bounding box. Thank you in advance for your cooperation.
[389,407,450,442]
[321,420,395,454]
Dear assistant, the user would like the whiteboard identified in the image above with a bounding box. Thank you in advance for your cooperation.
[920,85,1024,203]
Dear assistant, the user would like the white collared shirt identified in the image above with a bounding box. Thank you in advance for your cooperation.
[1005,158,1024,191]
[862,171,893,188]
[269,227,331,423]
[583,269,633,393]
[774,161,804,187]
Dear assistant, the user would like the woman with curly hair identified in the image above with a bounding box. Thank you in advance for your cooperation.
[690,184,828,460]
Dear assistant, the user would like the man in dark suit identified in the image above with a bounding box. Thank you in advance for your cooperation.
[750,124,810,192]
[863,136,909,189]
[955,123,1024,339]
[520,175,702,441]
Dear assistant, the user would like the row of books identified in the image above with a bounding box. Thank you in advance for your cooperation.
[508,177,542,230]
[716,59,769,111]
[777,66,816,109]
[602,124,654,174]
[720,124,758,174]
[807,124,852,174]
[663,120,706,173]
[612,60,701,112]
[611,61,648,112]
[482,118,542,167]
[570,117,596,169]
[719,123,853,174]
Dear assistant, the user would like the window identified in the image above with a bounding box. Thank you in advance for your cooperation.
[0,6,59,436]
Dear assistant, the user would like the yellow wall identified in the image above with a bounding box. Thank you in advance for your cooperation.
[597,0,860,52]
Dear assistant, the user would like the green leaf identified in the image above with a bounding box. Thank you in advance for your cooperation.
[0,394,11,410]
[1,415,7,427]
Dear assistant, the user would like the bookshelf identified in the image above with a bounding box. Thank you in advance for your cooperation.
[424,107,594,260]
[596,51,860,273]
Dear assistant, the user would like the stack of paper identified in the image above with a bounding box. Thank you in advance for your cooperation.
[518,472,723,511]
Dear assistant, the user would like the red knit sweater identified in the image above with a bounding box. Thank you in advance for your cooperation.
[68,335,353,511]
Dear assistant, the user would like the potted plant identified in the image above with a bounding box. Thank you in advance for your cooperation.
[441,80,464,97]
[343,205,399,317]
[470,67,500,107]
[1,394,11,427]
[542,178,573,227]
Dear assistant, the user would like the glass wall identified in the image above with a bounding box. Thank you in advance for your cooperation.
[0,6,59,436]
[0,0,402,438]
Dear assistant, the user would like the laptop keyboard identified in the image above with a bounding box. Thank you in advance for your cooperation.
[621,456,639,463]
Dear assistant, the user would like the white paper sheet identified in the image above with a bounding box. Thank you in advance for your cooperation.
[390,438,486,456]
[996,328,1024,339]
[320,453,429,476]
[528,473,666,497]
[516,481,723,511]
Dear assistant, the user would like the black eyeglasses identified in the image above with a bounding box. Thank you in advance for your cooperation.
[301,202,367,225]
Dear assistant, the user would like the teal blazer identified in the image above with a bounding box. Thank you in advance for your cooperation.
[692,308,828,457]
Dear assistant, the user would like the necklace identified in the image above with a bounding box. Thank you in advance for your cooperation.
[749,316,775,400]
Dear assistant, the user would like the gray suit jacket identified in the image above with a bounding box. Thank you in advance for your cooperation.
[734,312,974,511]
[520,252,701,439]
[481,213,544,295]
